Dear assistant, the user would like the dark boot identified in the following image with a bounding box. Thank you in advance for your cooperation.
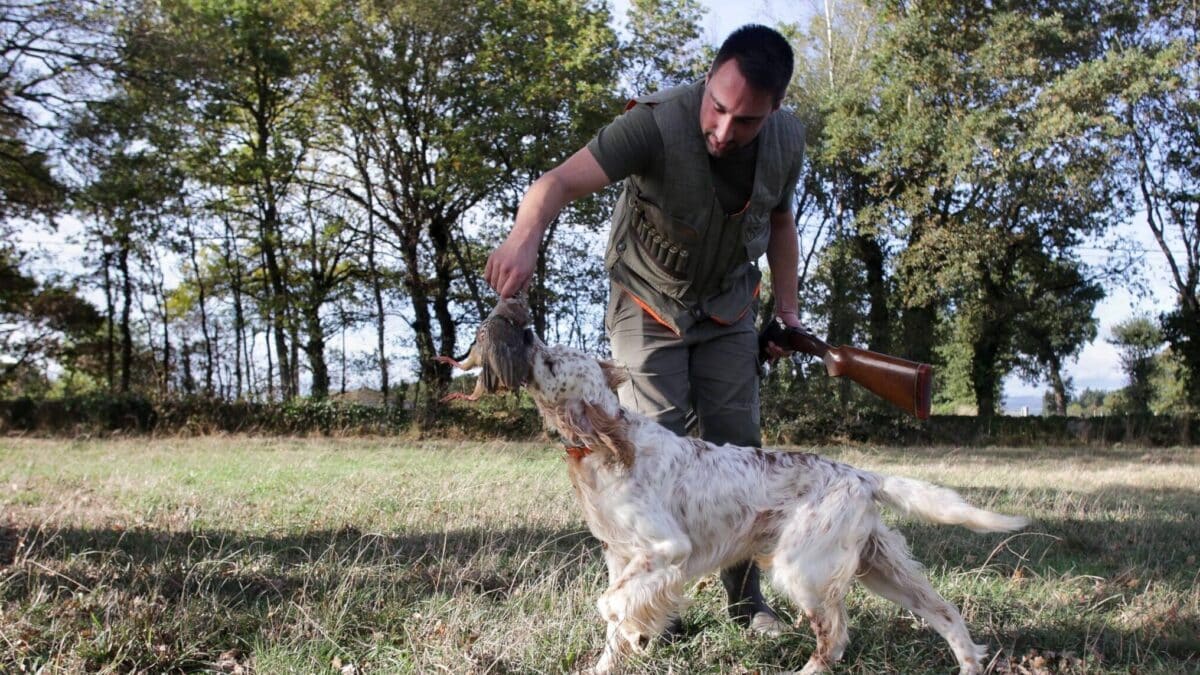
[721,560,785,636]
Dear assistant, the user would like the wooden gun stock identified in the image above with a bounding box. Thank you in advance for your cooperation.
[759,318,933,420]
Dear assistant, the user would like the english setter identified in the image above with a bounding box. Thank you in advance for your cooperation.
[525,343,1028,674]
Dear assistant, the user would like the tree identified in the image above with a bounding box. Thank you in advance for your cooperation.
[1108,315,1163,415]
[843,2,1128,417]
[318,0,619,414]
[1011,260,1104,415]
[0,248,103,394]
[789,0,886,356]
[128,0,328,400]
[71,109,184,393]
[1106,0,1200,409]
[294,178,361,400]
[622,0,709,96]
[1,0,112,223]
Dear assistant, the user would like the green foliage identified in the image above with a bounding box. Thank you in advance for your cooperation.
[1108,315,1163,415]
[795,1,1131,418]
[0,249,104,396]
[4,0,1196,419]
[1101,0,1200,406]
[622,0,709,94]
[1149,348,1190,414]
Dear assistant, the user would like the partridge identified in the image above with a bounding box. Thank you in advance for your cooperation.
[436,294,534,402]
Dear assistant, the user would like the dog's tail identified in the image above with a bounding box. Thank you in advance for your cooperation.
[875,475,1029,533]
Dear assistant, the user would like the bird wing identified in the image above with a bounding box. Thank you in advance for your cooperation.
[478,314,532,392]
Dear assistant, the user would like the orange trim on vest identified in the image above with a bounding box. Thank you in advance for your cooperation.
[624,289,681,336]
[708,282,762,326]
[624,98,637,112]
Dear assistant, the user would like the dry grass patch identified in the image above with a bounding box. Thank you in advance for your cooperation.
[1,437,1197,673]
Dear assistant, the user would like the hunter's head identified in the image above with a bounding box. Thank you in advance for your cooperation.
[701,24,794,158]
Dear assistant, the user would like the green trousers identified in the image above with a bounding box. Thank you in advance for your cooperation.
[605,286,762,448]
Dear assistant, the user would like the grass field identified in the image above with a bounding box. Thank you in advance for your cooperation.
[1,437,1197,673]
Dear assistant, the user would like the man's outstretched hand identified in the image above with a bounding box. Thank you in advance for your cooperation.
[484,233,539,299]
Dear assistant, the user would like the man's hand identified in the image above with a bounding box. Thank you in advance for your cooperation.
[764,310,805,361]
[483,147,612,299]
[485,233,540,299]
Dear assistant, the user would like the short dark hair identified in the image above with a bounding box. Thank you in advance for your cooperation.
[711,24,794,104]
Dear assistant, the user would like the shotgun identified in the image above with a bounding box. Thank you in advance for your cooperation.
[758,317,933,420]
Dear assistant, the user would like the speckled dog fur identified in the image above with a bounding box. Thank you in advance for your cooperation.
[525,343,1029,674]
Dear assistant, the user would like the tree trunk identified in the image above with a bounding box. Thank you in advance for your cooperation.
[395,227,441,420]
[101,246,115,393]
[264,323,275,402]
[971,326,1004,419]
[305,303,329,399]
[900,304,936,365]
[856,233,890,354]
[1047,355,1068,415]
[117,241,133,394]
[219,215,246,398]
[186,221,215,395]
[181,340,195,395]
[366,210,390,404]
[430,218,458,383]
[261,233,293,400]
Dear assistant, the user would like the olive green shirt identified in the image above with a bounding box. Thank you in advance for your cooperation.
[587,102,801,216]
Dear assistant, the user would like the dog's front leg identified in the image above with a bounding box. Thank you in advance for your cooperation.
[594,550,686,673]
[593,546,632,674]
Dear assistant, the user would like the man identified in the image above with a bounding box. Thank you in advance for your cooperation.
[485,24,805,635]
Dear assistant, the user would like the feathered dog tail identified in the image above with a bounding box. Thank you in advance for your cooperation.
[875,476,1029,533]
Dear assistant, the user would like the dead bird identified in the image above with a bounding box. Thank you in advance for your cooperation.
[436,294,536,402]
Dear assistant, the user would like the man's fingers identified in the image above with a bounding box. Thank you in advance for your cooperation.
[499,271,526,299]
[766,340,789,360]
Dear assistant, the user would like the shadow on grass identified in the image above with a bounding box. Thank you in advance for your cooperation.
[0,523,601,607]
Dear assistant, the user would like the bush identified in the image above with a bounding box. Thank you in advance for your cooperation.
[0,391,1195,446]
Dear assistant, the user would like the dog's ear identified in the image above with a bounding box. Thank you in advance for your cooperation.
[598,360,629,392]
[579,400,635,468]
[559,399,634,468]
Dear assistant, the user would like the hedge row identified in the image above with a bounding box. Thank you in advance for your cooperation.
[0,394,1195,446]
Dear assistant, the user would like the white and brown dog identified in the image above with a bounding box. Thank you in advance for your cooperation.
[524,343,1028,674]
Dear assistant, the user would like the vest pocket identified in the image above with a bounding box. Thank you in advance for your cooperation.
[630,195,694,279]
[614,230,689,301]
[741,210,771,262]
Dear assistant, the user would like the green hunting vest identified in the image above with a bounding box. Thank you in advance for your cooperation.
[604,81,805,335]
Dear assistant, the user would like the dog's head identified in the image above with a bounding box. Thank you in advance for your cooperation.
[528,345,625,402]
[527,344,635,467]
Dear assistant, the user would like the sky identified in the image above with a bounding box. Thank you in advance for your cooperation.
[616,0,1179,409]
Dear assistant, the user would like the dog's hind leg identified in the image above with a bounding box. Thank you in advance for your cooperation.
[857,526,987,675]
[771,497,871,673]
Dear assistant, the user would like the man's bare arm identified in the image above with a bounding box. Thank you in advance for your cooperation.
[764,208,802,358]
[485,148,612,298]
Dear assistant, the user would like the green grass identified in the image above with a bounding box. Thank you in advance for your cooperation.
[1,437,1197,673]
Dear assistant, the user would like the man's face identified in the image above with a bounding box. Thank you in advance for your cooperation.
[700,59,779,158]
